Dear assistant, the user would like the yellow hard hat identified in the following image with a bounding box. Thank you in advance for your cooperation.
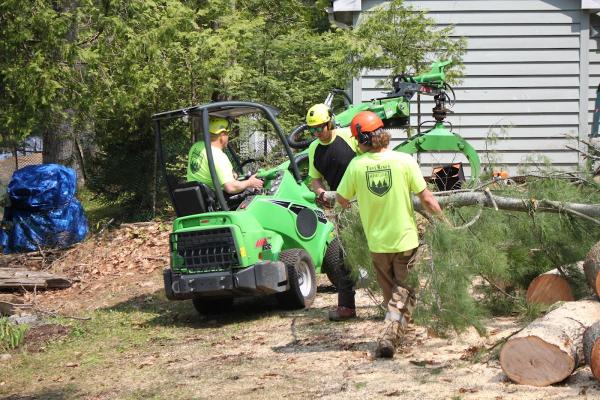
[208,117,230,135]
[305,104,331,127]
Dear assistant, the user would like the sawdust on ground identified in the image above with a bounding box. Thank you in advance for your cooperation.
[2,222,600,400]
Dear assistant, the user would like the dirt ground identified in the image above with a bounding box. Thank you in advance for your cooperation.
[1,223,599,399]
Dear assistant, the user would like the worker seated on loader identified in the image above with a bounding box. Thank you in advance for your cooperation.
[187,117,263,198]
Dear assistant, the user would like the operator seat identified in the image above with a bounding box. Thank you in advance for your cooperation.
[172,181,217,217]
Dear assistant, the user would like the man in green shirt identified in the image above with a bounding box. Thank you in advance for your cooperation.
[336,111,443,358]
[187,117,263,194]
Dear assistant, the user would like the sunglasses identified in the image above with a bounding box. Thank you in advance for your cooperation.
[308,124,327,135]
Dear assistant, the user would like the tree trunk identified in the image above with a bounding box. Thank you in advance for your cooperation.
[43,0,85,187]
[412,192,600,220]
[584,321,600,382]
[499,299,600,386]
[525,262,583,306]
[584,241,600,296]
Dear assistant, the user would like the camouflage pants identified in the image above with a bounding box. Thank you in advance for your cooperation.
[370,249,417,322]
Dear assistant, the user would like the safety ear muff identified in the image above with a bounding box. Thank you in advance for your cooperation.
[355,123,372,145]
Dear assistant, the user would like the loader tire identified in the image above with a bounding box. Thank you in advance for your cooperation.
[322,238,345,288]
[276,249,316,309]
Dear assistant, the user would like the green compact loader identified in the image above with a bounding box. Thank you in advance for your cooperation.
[153,102,342,314]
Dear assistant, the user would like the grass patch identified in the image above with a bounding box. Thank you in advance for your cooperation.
[0,317,28,351]
[78,188,123,232]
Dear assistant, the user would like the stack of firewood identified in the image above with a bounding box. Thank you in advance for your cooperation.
[500,241,600,386]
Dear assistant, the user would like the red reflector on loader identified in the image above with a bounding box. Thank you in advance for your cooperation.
[201,220,210,224]
[255,238,267,248]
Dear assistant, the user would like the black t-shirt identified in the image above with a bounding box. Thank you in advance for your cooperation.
[310,130,356,190]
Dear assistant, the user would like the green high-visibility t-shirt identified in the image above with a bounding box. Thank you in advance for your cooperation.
[336,150,427,253]
[186,141,235,190]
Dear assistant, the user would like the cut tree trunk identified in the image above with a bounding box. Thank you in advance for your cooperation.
[413,192,600,220]
[525,262,583,305]
[500,299,600,386]
[583,241,600,296]
[584,321,600,382]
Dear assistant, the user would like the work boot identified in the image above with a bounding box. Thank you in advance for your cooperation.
[328,306,357,321]
[375,319,406,358]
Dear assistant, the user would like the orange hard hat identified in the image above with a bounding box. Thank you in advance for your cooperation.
[350,111,384,140]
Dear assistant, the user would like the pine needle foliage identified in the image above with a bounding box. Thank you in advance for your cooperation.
[337,178,600,335]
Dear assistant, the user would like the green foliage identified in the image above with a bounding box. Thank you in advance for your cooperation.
[0,317,28,351]
[1,0,465,217]
[352,0,466,82]
[339,178,600,335]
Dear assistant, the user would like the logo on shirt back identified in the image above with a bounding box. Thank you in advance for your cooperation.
[366,168,392,196]
[190,150,204,174]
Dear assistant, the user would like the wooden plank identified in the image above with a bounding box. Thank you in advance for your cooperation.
[0,268,71,290]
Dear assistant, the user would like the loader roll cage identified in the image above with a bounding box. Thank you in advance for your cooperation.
[152,101,304,212]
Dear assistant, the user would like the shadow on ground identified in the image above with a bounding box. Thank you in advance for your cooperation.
[1,386,78,400]
[103,283,344,329]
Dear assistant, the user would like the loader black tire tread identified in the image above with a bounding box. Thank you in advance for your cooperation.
[276,249,316,309]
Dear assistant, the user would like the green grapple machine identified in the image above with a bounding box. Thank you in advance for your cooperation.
[153,60,480,315]
[288,59,481,184]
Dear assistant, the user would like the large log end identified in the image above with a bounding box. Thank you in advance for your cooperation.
[584,321,600,381]
[526,274,574,305]
[500,336,576,386]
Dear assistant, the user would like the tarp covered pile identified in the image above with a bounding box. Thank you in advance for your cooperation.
[0,164,88,254]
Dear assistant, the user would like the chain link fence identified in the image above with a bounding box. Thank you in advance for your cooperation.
[1,137,43,219]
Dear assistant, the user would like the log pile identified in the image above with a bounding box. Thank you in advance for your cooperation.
[501,240,600,386]
[500,300,600,386]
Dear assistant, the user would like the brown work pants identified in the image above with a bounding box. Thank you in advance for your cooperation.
[371,249,417,322]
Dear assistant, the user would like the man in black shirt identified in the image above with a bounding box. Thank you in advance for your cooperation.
[305,103,359,321]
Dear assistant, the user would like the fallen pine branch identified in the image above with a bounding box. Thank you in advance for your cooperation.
[413,191,600,223]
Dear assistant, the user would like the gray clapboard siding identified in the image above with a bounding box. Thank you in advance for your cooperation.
[348,0,589,176]
[363,0,580,12]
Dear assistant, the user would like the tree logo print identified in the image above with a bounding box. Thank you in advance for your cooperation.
[366,169,391,196]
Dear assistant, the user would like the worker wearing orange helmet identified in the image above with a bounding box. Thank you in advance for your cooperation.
[335,111,443,358]
[305,103,359,321]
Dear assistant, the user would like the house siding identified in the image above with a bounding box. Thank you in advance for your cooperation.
[347,0,594,176]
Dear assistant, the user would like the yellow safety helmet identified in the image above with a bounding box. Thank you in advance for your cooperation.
[208,117,230,135]
[305,104,332,127]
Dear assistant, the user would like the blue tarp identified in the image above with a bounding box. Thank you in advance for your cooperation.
[0,164,88,254]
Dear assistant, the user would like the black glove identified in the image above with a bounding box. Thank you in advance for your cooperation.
[316,191,334,208]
